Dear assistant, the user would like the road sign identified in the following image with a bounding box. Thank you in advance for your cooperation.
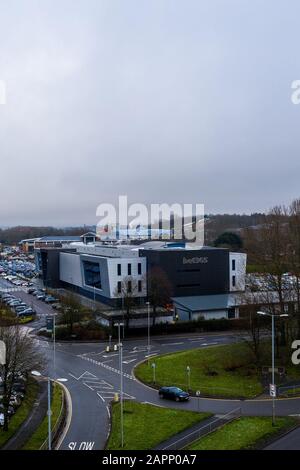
[46,316,54,332]
[269,384,277,397]
[196,390,201,397]
[262,366,285,376]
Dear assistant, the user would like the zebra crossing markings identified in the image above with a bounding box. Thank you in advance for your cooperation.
[77,354,135,380]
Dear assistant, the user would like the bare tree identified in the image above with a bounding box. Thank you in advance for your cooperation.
[244,205,291,347]
[287,199,300,337]
[0,325,45,431]
[238,291,270,366]
[113,276,138,329]
[147,267,173,326]
[59,292,82,336]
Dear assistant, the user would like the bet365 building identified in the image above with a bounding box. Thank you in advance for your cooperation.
[35,239,246,321]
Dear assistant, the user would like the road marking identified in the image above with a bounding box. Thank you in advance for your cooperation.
[55,381,73,450]
[69,371,97,381]
[142,401,164,408]
[97,392,105,403]
[78,354,135,380]
[123,358,137,364]
[161,342,184,346]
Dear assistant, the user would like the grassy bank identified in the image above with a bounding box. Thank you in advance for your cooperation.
[135,343,263,398]
[23,382,64,450]
[0,378,39,448]
[106,401,212,450]
[186,416,296,450]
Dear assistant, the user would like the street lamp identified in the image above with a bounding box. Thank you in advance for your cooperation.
[186,365,191,391]
[114,322,124,447]
[31,371,67,450]
[52,312,58,378]
[151,362,156,384]
[257,311,288,426]
[93,286,96,312]
[146,301,150,364]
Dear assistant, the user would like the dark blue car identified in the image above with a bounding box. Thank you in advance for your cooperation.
[158,386,190,402]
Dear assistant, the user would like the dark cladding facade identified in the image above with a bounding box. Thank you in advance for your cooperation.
[140,247,230,297]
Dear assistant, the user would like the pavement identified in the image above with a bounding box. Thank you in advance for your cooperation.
[265,426,300,450]
[2,379,48,450]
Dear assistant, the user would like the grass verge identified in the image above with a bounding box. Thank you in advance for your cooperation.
[0,378,39,448]
[186,416,297,450]
[135,343,263,398]
[23,382,64,450]
[106,401,212,450]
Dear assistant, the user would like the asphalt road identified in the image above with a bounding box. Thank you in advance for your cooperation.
[36,334,300,450]
[265,427,300,450]
[2,278,300,450]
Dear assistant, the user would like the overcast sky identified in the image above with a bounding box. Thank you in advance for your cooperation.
[0,0,299,226]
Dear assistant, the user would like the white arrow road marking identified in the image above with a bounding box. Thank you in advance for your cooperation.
[122,358,137,364]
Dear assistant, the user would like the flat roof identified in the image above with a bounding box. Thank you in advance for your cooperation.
[172,294,237,312]
[39,236,82,242]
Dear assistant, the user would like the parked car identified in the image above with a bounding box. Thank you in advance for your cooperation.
[17,309,35,317]
[14,305,29,313]
[36,294,46,300]
[45,296,58,303]
[158,386,190,402]
[51,303,62,310]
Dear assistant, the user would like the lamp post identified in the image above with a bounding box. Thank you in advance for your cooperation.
[93,286,96,312]
[114,322,124,447]
[186,365,191,391]
[31,371,67,450]
[257,311,288,426]
[146,301,150,364]
[53,312,57,378]
[152,362,156,384]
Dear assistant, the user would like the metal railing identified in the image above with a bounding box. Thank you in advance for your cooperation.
[278,384,300,397]
[160,406,242,450]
